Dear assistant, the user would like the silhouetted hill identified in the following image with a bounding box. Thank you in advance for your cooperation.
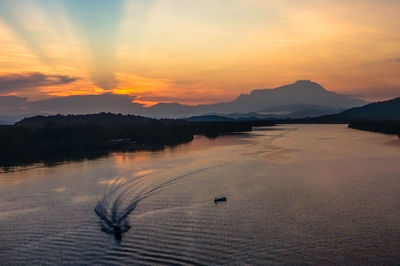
[281,98,400,138]
[27,93,145,115]
[331,97,400,121]
[338,98,400,137]
[294,97,400,123]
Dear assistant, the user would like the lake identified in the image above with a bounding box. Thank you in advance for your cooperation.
[1,124,400,265]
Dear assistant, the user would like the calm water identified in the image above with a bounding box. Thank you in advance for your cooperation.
[1,125,400,265]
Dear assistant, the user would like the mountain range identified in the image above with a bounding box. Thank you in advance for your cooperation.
[0,80,366,124]
[146,80,366,118]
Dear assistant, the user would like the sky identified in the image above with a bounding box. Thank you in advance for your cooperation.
[0,0,399,106]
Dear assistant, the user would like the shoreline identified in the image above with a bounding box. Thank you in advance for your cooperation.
[0,113,275,169]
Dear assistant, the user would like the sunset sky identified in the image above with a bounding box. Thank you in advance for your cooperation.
[0,0,399,106]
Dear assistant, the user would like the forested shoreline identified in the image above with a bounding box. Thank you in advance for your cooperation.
[0,113,274,168]
[348,121,400,137]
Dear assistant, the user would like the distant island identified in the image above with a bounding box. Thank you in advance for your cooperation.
[0,113,274,169]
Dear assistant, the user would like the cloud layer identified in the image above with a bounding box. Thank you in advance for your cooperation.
[0,72,80,93]
[0,0,400,102]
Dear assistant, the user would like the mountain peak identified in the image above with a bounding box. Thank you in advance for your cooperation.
[294,79,316,84]
[294,79,322,87]
[283,80,326,92]
[248,80,325,96]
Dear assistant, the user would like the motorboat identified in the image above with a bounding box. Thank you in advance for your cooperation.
[214,196,227,203]
[113,224,122,238]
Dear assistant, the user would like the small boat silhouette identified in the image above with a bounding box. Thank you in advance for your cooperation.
[214,196,227,203]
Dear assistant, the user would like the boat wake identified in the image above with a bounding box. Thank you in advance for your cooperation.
[94,168,210,237]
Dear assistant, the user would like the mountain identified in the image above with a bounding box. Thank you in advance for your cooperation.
[146,80,366,118]
[0,94,147,124]
[27,93,145,115]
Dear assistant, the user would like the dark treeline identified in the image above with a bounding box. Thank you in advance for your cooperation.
[0,113,274,168]
[348,121,400,137]
[191,121,252,138]
[191,119,276,138]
